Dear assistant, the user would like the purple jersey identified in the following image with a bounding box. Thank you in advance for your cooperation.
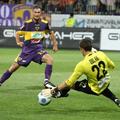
[15,19,50,66]
[17,19,50,54]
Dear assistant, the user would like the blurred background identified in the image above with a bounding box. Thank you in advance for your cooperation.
[0,0,120,50]
[0,2,120,120]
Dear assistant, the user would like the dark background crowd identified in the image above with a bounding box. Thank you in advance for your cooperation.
[0,0,120,15]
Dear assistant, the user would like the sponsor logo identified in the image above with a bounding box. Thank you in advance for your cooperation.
[3,29,16,37]
[108,33,120,40]
[55,31,94,40]
[31,33,43,39]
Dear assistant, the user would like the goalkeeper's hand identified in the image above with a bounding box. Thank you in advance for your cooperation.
[51,87,61,98]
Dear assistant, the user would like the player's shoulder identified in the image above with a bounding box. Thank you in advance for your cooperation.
[76,60,84,68]
[25,19,33,23]
[96,51,107,58]
[41,19,48,24]
[74,60,85,72]
[97,51,105,55]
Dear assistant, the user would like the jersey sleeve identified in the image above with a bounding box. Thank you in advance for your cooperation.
[103,52,115,69]
[65,62,84,87]
[41,19,51,34]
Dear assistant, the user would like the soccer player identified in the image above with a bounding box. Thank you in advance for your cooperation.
[52,38,120,107]
[0,5,58,88]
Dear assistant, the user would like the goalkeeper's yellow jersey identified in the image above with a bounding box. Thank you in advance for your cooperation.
[65,51,115,94]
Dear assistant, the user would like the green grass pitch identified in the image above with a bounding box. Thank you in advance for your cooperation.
[0,48,120,120]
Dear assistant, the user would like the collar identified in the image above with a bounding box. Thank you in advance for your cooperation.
[85,52,93,58]
[32,18,41,23]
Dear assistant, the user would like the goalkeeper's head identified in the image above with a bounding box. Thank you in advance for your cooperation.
[79,38,92,56]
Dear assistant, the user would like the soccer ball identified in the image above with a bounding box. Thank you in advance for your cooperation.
[38,89,52,106]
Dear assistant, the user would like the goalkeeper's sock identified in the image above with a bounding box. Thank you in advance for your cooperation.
[0,70,12,85]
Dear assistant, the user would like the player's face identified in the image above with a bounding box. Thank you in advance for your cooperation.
[32,8,41,20]
[80,48,84,56]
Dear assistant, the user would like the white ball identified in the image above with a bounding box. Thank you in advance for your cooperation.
[38,89,52,106]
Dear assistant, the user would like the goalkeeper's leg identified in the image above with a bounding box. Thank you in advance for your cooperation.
[101,87,120,107]
[73,80,120,107]
[72,79,98,95]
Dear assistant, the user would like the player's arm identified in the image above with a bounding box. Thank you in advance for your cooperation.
[45,20,58,52]
[56,81,68,91]
[50,31,58,52]
[16,32,24,47]
[55,71,82,92]
[106,56,115,69]
[52,63,83,93]
[103,53,115,69]
[16,24,26,47]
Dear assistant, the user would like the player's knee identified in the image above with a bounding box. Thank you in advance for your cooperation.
[48,56,53,64]
[42,54,54,64]
[8,62,20,73]
[45,55,53,64]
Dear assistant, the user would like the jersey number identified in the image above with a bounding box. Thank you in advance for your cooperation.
[91,61,107,81]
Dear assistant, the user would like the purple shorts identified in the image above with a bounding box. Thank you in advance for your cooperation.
[16,50,48,67]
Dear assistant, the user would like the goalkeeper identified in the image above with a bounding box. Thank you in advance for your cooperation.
[52,38,120,107]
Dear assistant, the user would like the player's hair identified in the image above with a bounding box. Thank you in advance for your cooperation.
[79,38,92,51]
[32,5,41,10]
[70,13,74,17]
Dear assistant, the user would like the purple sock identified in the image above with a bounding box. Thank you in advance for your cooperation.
[44,64,52,83]
[0,70,12,84]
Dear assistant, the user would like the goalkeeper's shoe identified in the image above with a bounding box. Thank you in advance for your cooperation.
[114,99,120,107]
[44,81,56,89]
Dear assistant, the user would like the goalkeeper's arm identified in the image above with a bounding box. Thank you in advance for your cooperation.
[51,82,70,97]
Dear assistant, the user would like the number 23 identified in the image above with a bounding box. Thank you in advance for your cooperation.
[91,61,107,81]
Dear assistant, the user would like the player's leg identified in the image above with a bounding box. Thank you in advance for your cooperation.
[0,62,20,85]
[72,79,98,95]
[33,51,55,89]
[0,52,32,86]
[73,80,120,107]
[42,53,55,88]
[101,87,120,107]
